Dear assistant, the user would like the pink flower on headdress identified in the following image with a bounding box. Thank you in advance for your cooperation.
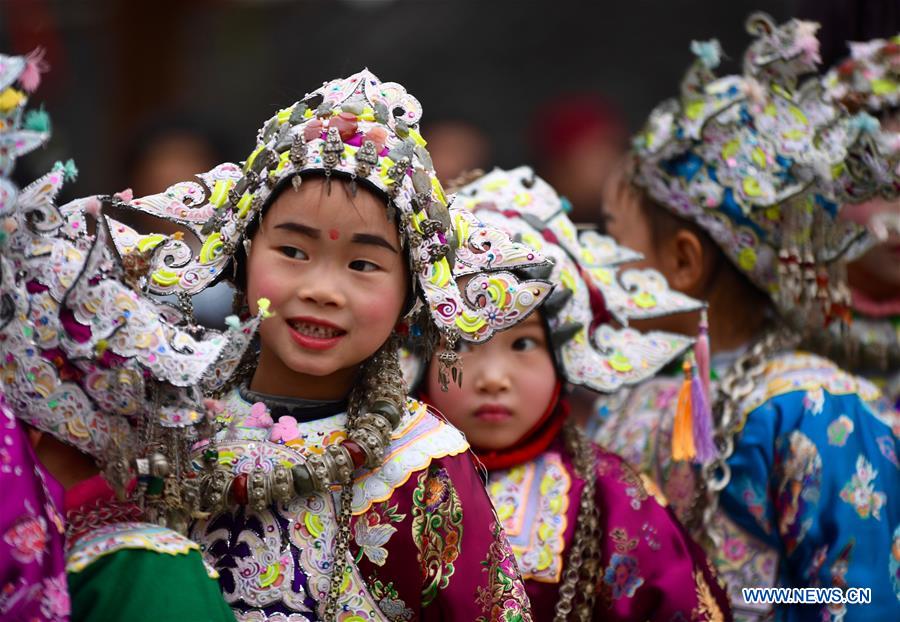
[114,188,134,202]
[794,22,821,65]
[269,415,299,442]
[246,402,274,429]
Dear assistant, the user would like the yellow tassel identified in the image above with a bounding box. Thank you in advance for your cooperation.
[672,358,696,462]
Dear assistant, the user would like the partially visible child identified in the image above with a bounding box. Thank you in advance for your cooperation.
[815,35,900,406]
[0,52,258,621]
[107,70,551,620]
[0,49,68,622]
[412,166,731,621]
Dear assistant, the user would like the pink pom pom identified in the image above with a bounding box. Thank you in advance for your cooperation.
[114,188,133,202]
[19,48,48,93]
[83,197,102,218]
[690,371,717,464]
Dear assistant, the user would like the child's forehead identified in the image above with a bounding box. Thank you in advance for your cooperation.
[266,178,394,231]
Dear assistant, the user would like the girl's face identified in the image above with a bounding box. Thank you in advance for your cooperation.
[246,178,408,399]
[425,313,558,451]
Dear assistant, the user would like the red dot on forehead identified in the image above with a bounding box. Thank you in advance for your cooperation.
[328,229,340,240]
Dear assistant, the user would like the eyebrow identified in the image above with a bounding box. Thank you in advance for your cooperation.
[273,222,320,238]
[351,233,398,254]
[273,222,397,253]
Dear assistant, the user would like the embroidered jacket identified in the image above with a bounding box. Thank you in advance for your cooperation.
[594,351,900,622]
[190,390,532,621]
[487,439,731,621]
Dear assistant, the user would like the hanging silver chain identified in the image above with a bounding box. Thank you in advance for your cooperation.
[554,422,602,621]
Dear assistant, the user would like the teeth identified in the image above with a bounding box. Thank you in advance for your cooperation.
[290,321,342,339]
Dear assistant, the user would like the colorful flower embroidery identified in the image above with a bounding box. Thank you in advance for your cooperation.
[474,520,532,622]
[802,387,825,415]
[618,463,649,510]
[3,513,48,564]
[827,415,854,446]
[839,455,887,520]
[39,574,70,619]
[412,465,463,607]
[369,579,413,621]
[603,553,644,599]
[354,504,405,568]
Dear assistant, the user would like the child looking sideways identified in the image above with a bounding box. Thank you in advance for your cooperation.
[108,70,551,621]
[411,166,731,622]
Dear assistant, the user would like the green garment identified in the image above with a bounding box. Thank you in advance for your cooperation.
[68,548,235,622]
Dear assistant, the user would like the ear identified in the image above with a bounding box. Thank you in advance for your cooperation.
[664,229,710,297]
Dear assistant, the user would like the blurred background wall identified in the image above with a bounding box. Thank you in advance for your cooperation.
[2,0,899,218]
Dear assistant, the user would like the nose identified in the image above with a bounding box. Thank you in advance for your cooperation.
[473,363,511,396]
[294,269,347,308]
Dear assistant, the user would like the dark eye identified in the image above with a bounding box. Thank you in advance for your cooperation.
[349,259,380,272]
[512,336,540,352]
[279,246,308,260]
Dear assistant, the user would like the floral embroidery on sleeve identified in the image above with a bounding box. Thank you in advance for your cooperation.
[412,465,463,606]
[775,430,822,552]
[839,455,887,520]
[474,520,532,622]
[691,569,726,622]
[602,528,645,600]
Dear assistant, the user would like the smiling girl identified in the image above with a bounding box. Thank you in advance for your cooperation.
[107,70,553,621]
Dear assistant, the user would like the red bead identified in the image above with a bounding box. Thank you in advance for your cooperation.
[331,112,359,141]
[303,119,324,142]
[230,473,249,506]
[364,127,388,152]
[341,440,366,468]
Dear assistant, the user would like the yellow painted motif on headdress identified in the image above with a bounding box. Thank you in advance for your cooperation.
[304,512,325,538]
[742,177,762,197]
[872,78,899,96]
[275,108,291,124]
[358,107,375,121]
[609,352,633,373]
[453,214,469,246]
[634,292,657,309]
[136,234,166,253]
[236,192,254,218]
[685,100,705,120]
[200,232,224,264]
[259,564,282,588]
[721,138,740,161]
[408,129,427,148]
[429,258,452,287]
[560,269,576,293]
[483,178,509,192]
[751,147,767,170]
[244,145,265,172]
[151,269,180,287]
[592,267,613,286]
[764,206,780,221]
[432,177,447,206]
[210,179,235,208]
[485,277,511,307]
[67,417,90,439]
[513,192,532,207]
[738,247,757,271]
[455,312,487,334]
[788,105,808,125]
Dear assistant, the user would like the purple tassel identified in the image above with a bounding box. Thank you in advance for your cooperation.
[691,371,717,464]
[695,308,711,400]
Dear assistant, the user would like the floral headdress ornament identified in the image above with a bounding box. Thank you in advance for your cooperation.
[631,13,870,330]
[0,55,268,532]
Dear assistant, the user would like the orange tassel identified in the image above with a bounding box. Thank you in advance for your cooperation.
[672,358,696,462]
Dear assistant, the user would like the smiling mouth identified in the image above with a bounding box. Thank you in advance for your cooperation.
[287,320,346,339]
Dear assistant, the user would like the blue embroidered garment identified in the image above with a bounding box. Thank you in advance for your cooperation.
[719,352,899,622]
